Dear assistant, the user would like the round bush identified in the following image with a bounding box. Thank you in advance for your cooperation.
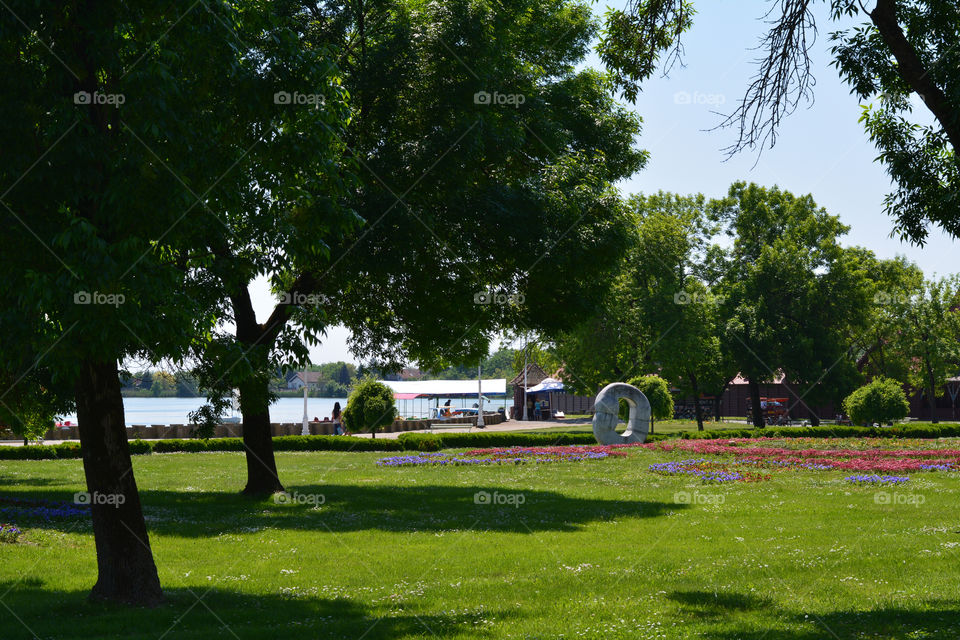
[619,375,674,423]
[342,379,397,438]
[842,378,910,426]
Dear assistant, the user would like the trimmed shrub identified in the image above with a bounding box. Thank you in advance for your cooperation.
[397,433,443,451]
[622,376,674,428]
[342,379,397,438]
[843,378,910,426]
[273,435,402,452]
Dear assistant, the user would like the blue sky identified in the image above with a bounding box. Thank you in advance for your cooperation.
[271,0,957,365]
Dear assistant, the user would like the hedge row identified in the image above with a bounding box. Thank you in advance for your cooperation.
[679,423,960,440]
[0,435,403,460]
[4,423,960,461]
[396,432,599,451]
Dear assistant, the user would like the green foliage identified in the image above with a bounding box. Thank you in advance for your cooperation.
[843,378,911,427]
[856,254,925,383]
[553,192,733,403]
[627,375,674,422]
[597,0,696,101]
[603,1,960,243]
[342,380,397,437]
[0,372,69,443]
[678,423,960,440]
[149,372,177,397]
[428,347,521,382]
[828,1,960,242]
[712,182,873,421]
[397,433,444,452]
[327,0,645,371]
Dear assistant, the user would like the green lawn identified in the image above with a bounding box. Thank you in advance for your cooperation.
[1,447,959,638]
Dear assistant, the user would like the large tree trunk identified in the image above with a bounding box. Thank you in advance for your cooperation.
[926,362,939,425]
[748,378,764,428]
[927,374,940,424]
[238,379,284,495]
[76,357,164,607]
[232,285,285,496]
[688,371,704,431]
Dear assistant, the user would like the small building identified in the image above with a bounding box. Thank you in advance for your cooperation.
[510,364,547,420]
[286,371,322,390]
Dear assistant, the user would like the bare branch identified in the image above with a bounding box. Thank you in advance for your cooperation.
[713,0,818,158]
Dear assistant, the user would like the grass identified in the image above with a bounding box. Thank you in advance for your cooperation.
[1,444,960,638]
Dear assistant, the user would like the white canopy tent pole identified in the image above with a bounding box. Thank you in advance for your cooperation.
[477,362,484,428]
[522,339,528,421]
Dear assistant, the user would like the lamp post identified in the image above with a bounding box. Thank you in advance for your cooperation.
[477,363,485,428]
[521,338,528,421]
[301,369,310,436]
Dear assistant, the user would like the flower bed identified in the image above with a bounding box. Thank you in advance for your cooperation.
[845,475,910,485]
[377,445,629,467]
[0,523,22,543]
[0,497,89,522]
[642,438,960,474]
[649,459,771,483]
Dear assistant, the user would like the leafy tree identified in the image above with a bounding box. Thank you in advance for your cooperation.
[0,0,341,604]
[174,372,200,398]
[843,377,910,426]
[150,372,177,397]
[712,183,874,427]
[624,193,732,431]
[553,192,737,420]
[627,375,674,433]
[194,0,646,493]
[900,277,960,423]
[0,372,71,444]
[602,1,960,243]
[552,269,652,394]
[342,379,397,438]
[336,363,351,387]
[855,254,925,382]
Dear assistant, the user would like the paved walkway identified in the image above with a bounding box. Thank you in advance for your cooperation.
[354,417,592,439]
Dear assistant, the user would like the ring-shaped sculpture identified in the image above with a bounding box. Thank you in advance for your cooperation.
[592,382,650,444]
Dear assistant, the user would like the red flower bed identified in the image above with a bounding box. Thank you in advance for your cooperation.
[642,438,960,473]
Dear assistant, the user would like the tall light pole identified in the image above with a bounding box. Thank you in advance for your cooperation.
[521,337,528,421]
[301,368,310,436]
[477,362,484,428]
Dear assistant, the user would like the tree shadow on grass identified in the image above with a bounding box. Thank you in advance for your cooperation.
[666,589,960,639]
[147,483,685,537]
[0,484,685,537]
[0,581,514,640]
[0,474,79,488]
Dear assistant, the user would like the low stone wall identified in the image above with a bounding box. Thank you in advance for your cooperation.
[40,413,505,440]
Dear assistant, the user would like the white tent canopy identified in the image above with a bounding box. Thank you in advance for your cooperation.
[526,378,564,394]
[378,378,507,398]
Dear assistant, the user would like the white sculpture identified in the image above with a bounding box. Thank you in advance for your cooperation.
[592,382,650,444]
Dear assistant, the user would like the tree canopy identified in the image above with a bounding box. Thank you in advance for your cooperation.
[601,0,960,243]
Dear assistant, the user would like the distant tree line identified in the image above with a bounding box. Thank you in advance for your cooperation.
[120,370,200,398]
[549,183,960,429]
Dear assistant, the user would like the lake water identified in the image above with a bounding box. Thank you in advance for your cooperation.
[60,395,513,426]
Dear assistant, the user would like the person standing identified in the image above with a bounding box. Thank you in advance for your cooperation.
[332,402,343,435]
